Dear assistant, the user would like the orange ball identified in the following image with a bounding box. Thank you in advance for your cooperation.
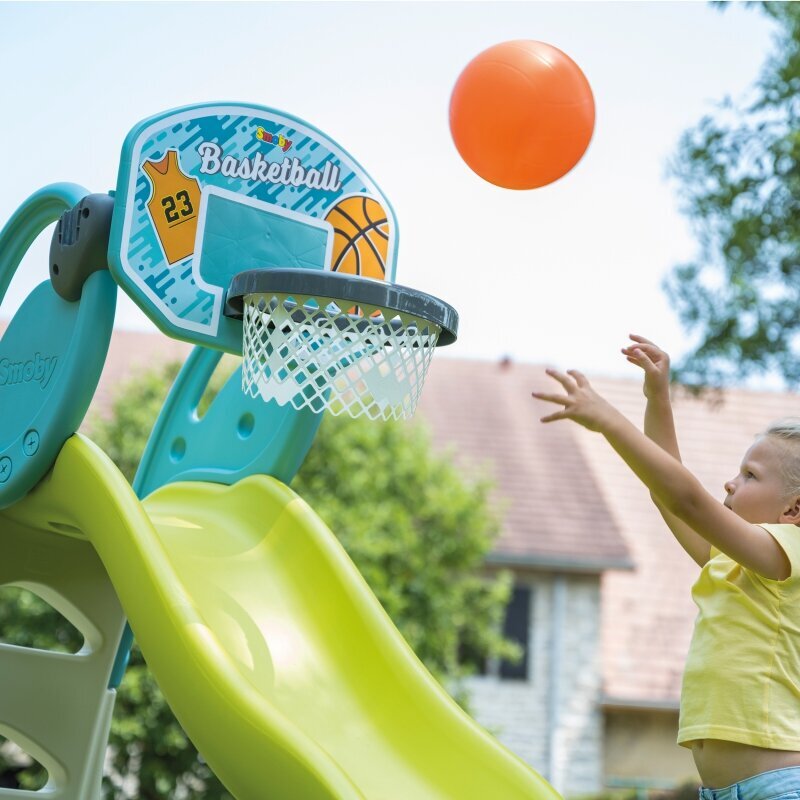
[449,40,595,190]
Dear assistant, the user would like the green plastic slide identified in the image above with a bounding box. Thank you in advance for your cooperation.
[2,434,560,800]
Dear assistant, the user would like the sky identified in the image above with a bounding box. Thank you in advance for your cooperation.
[0,1,779,379]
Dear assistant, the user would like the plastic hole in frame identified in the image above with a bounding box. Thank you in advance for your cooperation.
[0,273,116,509]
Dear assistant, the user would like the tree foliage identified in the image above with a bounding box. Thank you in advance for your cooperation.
[665,3,800,387]
[1,358,516,796]
[291,405,517,681]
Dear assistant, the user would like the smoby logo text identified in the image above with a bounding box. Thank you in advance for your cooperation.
[0,353,58,389]
[256,127,292,153]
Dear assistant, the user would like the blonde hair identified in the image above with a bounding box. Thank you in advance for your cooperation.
[763,418,800,496]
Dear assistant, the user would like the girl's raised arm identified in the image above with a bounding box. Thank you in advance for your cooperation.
[623,336,711,567]
[533,369,793,581]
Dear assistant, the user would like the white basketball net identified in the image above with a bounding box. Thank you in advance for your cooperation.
[241,292,441,420]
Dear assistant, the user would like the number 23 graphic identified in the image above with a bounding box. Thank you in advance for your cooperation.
[161,190,194,224]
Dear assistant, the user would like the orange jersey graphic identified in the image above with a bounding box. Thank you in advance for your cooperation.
[142,150,202,265]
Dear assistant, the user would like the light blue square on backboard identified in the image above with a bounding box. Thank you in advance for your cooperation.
[194,187,334,291]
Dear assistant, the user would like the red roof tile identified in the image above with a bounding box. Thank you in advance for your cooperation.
[86,328,192,422]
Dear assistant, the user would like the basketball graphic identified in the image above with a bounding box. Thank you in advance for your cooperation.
[325,195,389,280]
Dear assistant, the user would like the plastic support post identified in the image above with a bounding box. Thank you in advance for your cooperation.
[132,346,323,499]
[0,184,124,800]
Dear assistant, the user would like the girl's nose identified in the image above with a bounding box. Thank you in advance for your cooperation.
[724,479,735,494]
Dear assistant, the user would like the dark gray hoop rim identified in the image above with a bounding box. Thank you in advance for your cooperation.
[225,268,458,346]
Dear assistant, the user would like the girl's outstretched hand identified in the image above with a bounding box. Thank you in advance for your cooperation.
[621,334,670,398]
[531,369,617,433]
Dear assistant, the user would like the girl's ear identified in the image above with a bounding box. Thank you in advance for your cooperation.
[781,496,800,525]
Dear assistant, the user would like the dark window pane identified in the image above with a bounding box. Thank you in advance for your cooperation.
[500,586,530,680]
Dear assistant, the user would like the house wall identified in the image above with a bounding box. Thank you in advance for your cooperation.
[604,708,699,789]
[464,572,604,797]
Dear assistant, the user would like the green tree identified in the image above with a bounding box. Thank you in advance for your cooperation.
[665,3,800,387]
[291,404,516,682]
[1,358,517,797]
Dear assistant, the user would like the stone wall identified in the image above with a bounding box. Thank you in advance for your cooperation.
[464,572,603,797]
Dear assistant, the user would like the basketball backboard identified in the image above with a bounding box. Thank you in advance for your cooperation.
[108,103,399,353]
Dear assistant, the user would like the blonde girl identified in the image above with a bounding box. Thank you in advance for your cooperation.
[533,335,800,795]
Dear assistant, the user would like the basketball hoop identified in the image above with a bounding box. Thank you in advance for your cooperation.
[225,269,458,421]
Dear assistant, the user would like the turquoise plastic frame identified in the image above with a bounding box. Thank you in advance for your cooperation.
[0,183,117,509]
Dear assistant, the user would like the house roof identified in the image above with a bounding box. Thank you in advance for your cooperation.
[87,326,192,423]
[416,357,633,572]
[7,321,798,707]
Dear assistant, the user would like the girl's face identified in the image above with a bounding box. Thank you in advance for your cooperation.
[724,436,794,524]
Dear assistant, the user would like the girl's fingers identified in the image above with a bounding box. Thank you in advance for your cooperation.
[636,344,664,361]
[531,391,570,406]
[629,333,655,345]
[628,337,667,362]
[545,368,576,391]
[626,357,654,373]
[624,353,647,367]
[623,342,660,358]
[540,410,567,423]
[633,348,655,368]
[623,346,659,370]
[567,369,588,387]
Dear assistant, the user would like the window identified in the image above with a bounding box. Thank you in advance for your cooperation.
[500,586,531,680]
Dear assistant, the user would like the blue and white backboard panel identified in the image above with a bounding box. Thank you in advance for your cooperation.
[109,103,399,353]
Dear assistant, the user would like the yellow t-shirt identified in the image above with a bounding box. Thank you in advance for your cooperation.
[678,523,800,750]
